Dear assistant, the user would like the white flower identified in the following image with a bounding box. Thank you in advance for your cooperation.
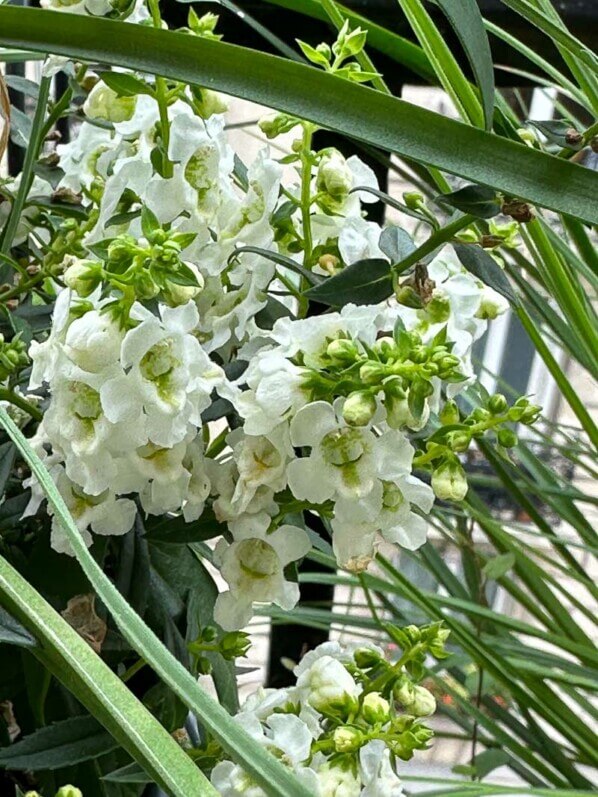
[225,425,292,516]
[287,401,381,503]
[315,762,361,797]
[100,301,224,447]
[295,655,360,711]
[213,513,311,630]
[211,762,266,797]
[62,309,123,373]
[48,468,136,555]
[359,740,404,797]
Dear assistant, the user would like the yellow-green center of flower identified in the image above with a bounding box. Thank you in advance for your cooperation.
[321,428,366,466]
[237,539,278,580]
[70,382,102,421]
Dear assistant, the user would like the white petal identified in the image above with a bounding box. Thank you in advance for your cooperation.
[268,525,311,565]
[214,591,254,631]
[287,457,335,504]
[289,401,337,448]
[383,512,428,551]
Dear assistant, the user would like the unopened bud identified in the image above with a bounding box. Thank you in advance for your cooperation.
[517,127,538,146]
[395,285,424,309]
[353,647,382,668]
[56,788,83,797]
[326,337,358,364]
[488,393,508,415]
[372,336,396,361]
[342,391,377,427]
[497,428,518,448]
[403,191,424,210]
[318,253,341,276]
[411,685,436,717]
[333,726,363,753]
[431,460,468,502]
[316,149,353,203]
[63,259,103,297]
[361,691,390,724]
[359,361,386,385]
[84,82,136,123]
[447,430,471,453]
[439,400,460,425]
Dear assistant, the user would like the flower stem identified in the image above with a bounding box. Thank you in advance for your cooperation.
[147,0,173,178]
[393,213,476,276]
[0,388,42,422]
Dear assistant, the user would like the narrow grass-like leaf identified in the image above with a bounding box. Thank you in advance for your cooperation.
[0,8,597,223]
[0,406,312,797]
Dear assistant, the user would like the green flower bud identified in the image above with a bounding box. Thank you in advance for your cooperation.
[471,407,491,423]
[63,258,103,297]
[403,191,424,210]
[353,647,383,668]
[84,82,136,123]
[372,336,396,362]
[410,345,429,364]
[326,337,359,365]
[446,430,471,453]
[431,459,468,502]
[517,127,538,146]
[220,631,251,660]
[395,285,424,309]
[488,393,508,415]
[258,112,299,139]
[107,236,136,265]
[316,149,353,204]
[411,685,436,717]
[342,391,377,427]
[359,361,386,386]
[439,400,460,425]
[394,677,416,708]
[56,787,83,797]
[497,428,518,448]
[133,270,160,301]
[361,691,390,724]
[333,725,363,753]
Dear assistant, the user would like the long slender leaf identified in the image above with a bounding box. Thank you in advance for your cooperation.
[0,8,597,223]
[0,405,312,797]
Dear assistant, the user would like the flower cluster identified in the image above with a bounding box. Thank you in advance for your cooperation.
[10,7,538,633]
[210,624,448,796]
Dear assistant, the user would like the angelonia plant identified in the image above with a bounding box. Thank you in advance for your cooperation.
[0,5,539,631]
[202,623,449,795]
[0,1,542,792]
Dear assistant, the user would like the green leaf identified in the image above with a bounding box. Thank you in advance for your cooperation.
[527,119,580,149]
[296,39,329,67]
[304,258,392,306]
[436,184,500,219]
[103,761,151,784]
[0,555,215,796]
[3,74,39,98]
[0,406,312,797]
[473,748,511,777]
[140,205,161,238]
[378,226,415,263]
[453,243,518,305]
[1,8,597,224]
[144,509,225,543]
[168,262,202,287]
[0,605,36,648]
[0,715,117,770]
[98,70,154,97]
[482,552,516,580]
[431,0,495,130]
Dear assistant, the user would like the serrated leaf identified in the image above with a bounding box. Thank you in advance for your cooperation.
[482,552,516,580]
[437,184,500,218]
[0,715,117,770]
[379,225,415,263]
[304,258,392,306]
[453,243,518,305]
[99,70,154,98]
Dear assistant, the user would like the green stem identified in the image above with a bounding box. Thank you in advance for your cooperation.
[300,123,314,267]
[393,213,476,275]
[0,76,51,254]
[0,271,46,302]
[0,387,42,422]
[147,0,173,178]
